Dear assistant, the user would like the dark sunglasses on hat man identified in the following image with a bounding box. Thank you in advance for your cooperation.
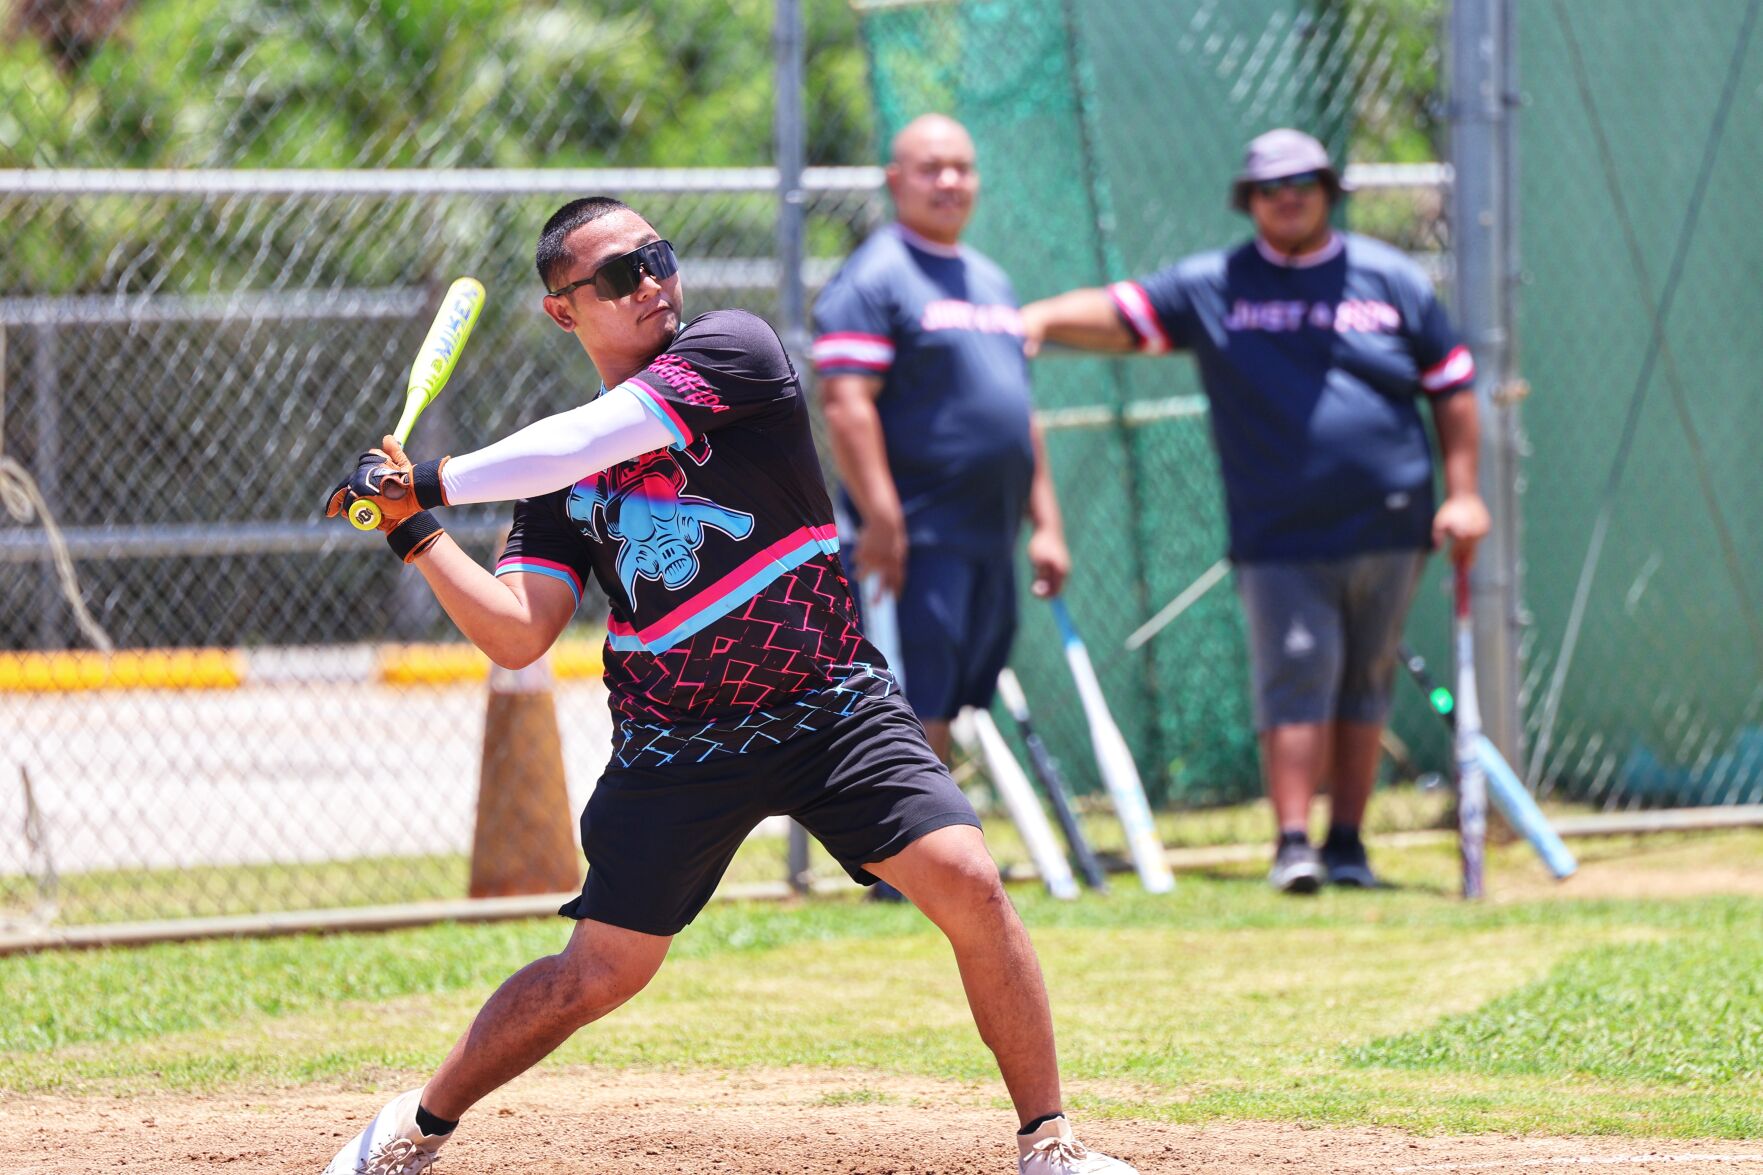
[1229,129,1350,212]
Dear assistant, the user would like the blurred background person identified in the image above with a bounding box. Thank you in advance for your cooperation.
[1019,128,1488,894]
[813,113,1070,760]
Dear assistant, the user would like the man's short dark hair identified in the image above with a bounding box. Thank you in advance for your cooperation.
[536,196,633,290]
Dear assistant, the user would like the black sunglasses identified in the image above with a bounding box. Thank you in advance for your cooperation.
[547,239,679,300]
[1252,171,1322,197]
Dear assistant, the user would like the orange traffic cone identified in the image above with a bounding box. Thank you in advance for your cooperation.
[469,655,582,898]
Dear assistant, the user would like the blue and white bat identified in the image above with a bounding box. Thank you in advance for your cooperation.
[1452,564,1489,898]
[1050,599,1175,893]
[1397,591,1578,883]
[862,576,1076,899]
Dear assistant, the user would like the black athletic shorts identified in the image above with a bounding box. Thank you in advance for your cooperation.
[558,692,980,936]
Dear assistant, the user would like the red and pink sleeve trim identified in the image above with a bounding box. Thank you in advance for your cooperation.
[1421,344,1476,394]
[1107,282,1172,354]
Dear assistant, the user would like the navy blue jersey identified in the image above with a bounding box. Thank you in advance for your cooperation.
[496,309,894,768]
[811,224,1036,554]
[1112,232,1475,562]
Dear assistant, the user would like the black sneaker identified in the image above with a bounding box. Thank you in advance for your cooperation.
[1269,840,1324,894]
[1321,836,1379,888]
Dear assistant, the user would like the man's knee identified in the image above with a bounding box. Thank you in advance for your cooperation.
[900,828,1009,919]
[554,922,670,1022]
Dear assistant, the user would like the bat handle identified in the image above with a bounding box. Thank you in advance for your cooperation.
[347,499,383,531]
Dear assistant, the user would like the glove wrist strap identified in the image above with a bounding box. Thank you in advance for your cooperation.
[388,511,444,562]
[412,458,449,509]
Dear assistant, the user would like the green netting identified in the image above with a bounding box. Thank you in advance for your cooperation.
[858,0,1420,806]
[1516,0,1763,806]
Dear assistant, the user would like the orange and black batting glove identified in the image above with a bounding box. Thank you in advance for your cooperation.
[323,438,451,563]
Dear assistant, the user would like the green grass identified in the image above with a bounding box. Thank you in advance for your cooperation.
[5,831,1762,1138]
[2,787,1460,927]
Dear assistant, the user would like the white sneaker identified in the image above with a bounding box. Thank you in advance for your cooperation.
[321,1088,451,1175]
[1017,1117,1138,1174]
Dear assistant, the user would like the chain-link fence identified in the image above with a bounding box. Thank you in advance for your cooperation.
[4,0,1754,934]
[1516,0,1763,809]
[857,0,1457,809]
[0,0,890,929]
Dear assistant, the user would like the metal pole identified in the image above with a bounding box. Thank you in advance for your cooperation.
[775,0,813,894]
[1449,0,1523,762]
[31,323,64,650]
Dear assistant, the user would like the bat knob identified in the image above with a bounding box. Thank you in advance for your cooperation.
[348,500,383,531]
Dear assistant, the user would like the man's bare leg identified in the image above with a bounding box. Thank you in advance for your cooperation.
[866,824,1060,1126]
[1326,720,1384,829]
[420,918,673,1119]
[1259,721,1330,835]
[921,718,953,764]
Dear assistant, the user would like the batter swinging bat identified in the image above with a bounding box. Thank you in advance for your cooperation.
[1396,636,1578,882]
[996,667,1109,891]
[1050,599,1176,893]
[348,277,487,530]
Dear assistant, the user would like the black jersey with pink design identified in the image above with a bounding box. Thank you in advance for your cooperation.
[495,310,894,765]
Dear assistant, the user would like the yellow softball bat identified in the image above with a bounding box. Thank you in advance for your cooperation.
[348,277,486,532]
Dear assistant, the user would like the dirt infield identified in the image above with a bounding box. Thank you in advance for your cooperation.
[4,1067,1761,1174]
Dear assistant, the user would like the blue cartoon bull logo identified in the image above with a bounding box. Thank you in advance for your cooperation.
[567,445,754,597]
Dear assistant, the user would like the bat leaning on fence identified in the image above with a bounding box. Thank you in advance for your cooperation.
[955,707,1081,900]
[995,667,1109,890]
[1396,607,1578,882]
[861,578,1077,899]
[345,277,487,531]
[1049,599,1176,893]
[1451,564,1490,898]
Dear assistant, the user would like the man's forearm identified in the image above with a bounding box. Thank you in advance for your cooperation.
[1024,288,1138,352]
[440,384,675,505]
[823,393,903,527]
[1431,390,1481,498]
[414,537,568,669]
[1026,418,1064,538]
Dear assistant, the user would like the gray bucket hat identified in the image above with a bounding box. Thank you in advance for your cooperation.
[1229,128,1349,212]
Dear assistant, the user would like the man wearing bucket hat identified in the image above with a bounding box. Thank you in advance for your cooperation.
[1020,129,1488,893]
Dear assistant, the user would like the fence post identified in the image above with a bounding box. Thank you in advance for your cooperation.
[775,0,813,894]
[31,323,64,651]
[1450,0,1524,763]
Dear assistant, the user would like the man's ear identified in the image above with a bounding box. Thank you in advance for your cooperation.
[541,294,575,332]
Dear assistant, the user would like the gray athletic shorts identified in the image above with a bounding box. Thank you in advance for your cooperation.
[1234,550,1427,730]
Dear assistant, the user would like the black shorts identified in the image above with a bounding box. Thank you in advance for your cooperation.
[894,546,1019,721]
[558,693,980,936]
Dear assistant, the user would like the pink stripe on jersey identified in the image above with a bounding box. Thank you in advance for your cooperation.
[494,555,584,602]
[1421,344,1476,393]
[1108,281,1172,354]
[606,523,841,645]
[627,379,696,446]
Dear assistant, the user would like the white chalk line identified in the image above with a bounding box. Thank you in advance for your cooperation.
[1395,1156,1763,1173]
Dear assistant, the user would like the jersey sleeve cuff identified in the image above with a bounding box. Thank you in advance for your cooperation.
[622,378,696,449]
[810,332,894,374]
[494,556,584,607]
[1108,281,1173,354]
[1420,344,1477,395]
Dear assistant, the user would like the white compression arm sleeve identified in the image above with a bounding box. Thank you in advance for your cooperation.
[439,382,676,506]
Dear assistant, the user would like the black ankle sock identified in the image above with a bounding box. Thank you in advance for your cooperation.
[1324,823,1362,851]
[414,1104,458,1137]
[1018,1112,1065,1136]
[1278,829,1310,850]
